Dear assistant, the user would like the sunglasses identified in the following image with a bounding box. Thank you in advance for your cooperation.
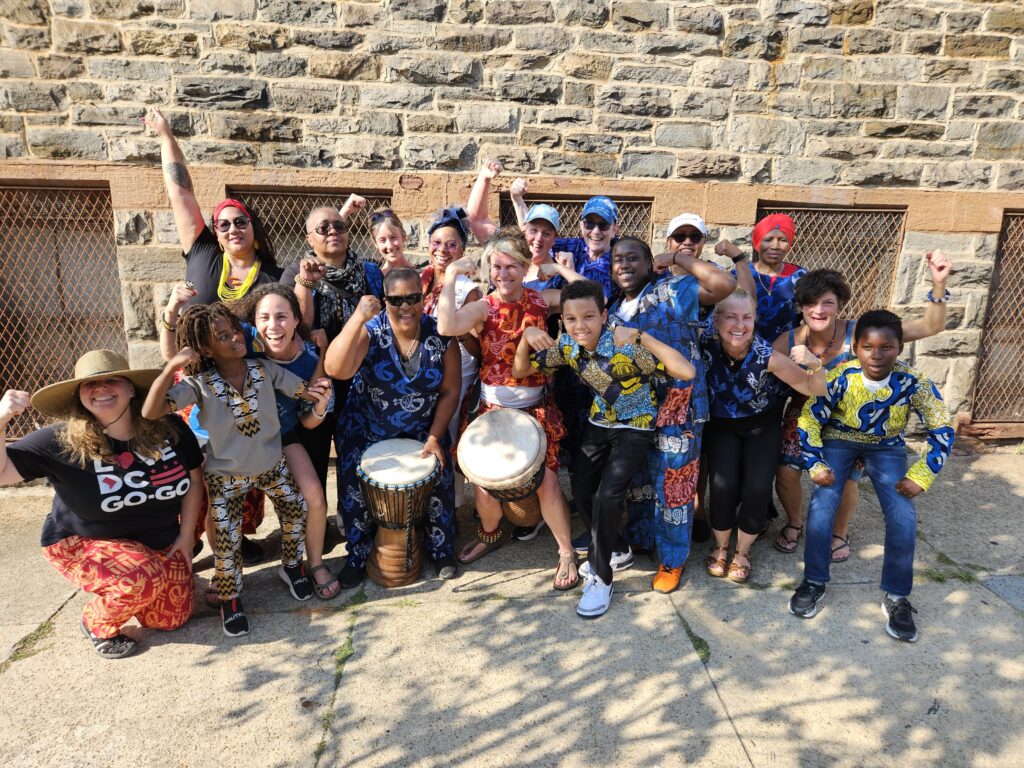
[370,209,397,224]
[581,219,612,232]
[213,216,250,233]
[313,220,347,236]
[384,293,423,307]
[670,231,706,244]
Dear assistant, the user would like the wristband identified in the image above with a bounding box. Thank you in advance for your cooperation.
[926,288,950,304]
[730,253,746,264]
[160,315,177,332]
[295,277,318,290]
[312,408,327,419]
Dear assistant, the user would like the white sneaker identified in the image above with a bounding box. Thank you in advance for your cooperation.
[576,573,613,618]
[578,547,633,578]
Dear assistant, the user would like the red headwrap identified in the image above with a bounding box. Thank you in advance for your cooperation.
[752,213,796,252]
[212,198,254,224]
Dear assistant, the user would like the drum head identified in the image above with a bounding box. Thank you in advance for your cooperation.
[459,409,546,490]
[360,438,437,487]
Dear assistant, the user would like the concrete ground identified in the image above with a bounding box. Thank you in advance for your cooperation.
[1,446,1022,768]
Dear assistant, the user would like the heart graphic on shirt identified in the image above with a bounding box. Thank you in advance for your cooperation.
[115,451,134,470]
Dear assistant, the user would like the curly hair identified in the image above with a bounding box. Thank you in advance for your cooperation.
[794,269,852,309]
[560,279,606,313]
[175,302,243,376]
[239,284,311,343]
[612,236,654,264]
[59,389,176,467]
[854,309,903,345]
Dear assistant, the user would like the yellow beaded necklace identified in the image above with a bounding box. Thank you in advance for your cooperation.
[217,255,259,302]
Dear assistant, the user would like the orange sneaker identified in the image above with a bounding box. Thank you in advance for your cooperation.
[652,564,684,594]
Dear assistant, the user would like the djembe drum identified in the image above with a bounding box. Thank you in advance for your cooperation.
[357,438,440,588]
[458,409,547,527]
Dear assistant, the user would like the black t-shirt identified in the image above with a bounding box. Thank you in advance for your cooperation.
[7,415,203,550]
[184,227,282,306]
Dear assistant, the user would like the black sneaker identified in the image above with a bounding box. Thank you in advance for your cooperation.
[882,596,919,643]
[338,562,366,590]
[572,530,592,557]
[279,562,314,601]
[788,579,826,619]
[512,520,547,542]
[240,535,264,566]
[691,516,711,544]
[221,598,249,637]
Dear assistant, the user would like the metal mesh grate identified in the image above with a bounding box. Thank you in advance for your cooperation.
[972,213,1024,423]
[0,186,126,438]
[229,189,393,270]
[499,196,653,242]
[755,205,907,318]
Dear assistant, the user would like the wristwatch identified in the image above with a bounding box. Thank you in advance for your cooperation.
[730,253,746,264]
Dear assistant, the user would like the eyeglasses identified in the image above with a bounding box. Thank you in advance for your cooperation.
[581,219,611,232]
[670,231,705,244]
[430,240,462,253]
[213,216,250,233]
[384,293,423,307]
[313,220,347,236]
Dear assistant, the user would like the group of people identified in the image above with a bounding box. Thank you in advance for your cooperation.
[0,110,956,658]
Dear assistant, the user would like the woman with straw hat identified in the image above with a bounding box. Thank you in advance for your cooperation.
[0,350,204,659]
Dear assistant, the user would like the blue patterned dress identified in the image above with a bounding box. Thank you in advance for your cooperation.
[736,261,806,343]
[335,312,456,568]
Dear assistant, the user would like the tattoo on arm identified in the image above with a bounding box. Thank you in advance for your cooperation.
[164,162,193,193]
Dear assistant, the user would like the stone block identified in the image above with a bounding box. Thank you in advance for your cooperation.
[561,53,612,81]
[309,53,380,81]
[944,35,1010,59]
[291,29,363,50]
[689,59,749,88]
[191,0,256,19]
[563,133,622,154]
[26,128,106,160]
[447,0,484,24]
[389,0,446,21]
[984,68,1024,92]
[553,0,609,27]
[947,11,982,34]
[0,84,66,113]
[402,135,477,170]
[332,137,401,169]
[923,60,981,84]
[620,151,674,178]
[35,55,85,79]
[359,111,402,136]
[909,354,950,389]
[434,28,511,52]
[114,211,154,245]
[107,137,161,162]
[535,107,590,126]
[520,127,560,147]
[175,77,268,108]
[478,143,536,173]
[960,292,987,330]
[921,163,993,191]
[840,161,922,187]
[0,0,49,23]
[832,83,895,118]
[768,0,828,25]
[856,57,922,83]
[5,25,51,50]
[831,0,873,25]
[672,5,723,34]
[805,136,878,160]
[597,114,652,132]
[270,82,339,113]
[214,23,290,51]
[774,157,843,185]
[51,0,86,15]
[255,52,307,77]
[676,153,741,179]
[181,140,257,165]
[577,31,636,54]
[539,150,617,176]
[945,120,977,141]
[194,52,249,74]
[896,85,950,121]
[654,122,716,150]
[152,211,179,244]
[209,112,302,142]
[360,84,433,109]
[118,246,188,283]
[722,25,784,60]
[610,64,689,85]
[637,33,719,56]
[801,56,851,81]
[915,330,981,358]
[258,0,336,25]
[0,114,21,131]
[741,157,773,183]
[976,122,1024,160]
[948,261,995,291]
[612,1,668,31]
[386,54,478,85]
[596,85,672,117]
[672,90,730,121]
[121,281,156,341]
[996,164,1024,190]
[564,82,593,106]
[951,94,1015,118]
[729,116,805,154]
[904,33,942,55]
[875,4,939,31]
[71,105,144,126]
[0,135,27,157]
[987,8,1024,35]
[789,27,844,53]
[514,26,573,53]
[124,30,200,57]
[493,72,562,104]
[406,113,456,132]
[454,104,517,133]
[53,18,121,53]
[0,50,33,78]
[880,141,971,160]
[486,1,554,24]
[845,29,893,54]
[66,82,102,101]
[258,143,333,168]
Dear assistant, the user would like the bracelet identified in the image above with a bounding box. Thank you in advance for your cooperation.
[926,288,950,304]
[295,277,318,290]
[730,253,746,264]
[160,315,177,332]
[634,330,643,346]
[312,408,327,420]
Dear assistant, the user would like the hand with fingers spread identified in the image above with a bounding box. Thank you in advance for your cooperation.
[165,282,197,318]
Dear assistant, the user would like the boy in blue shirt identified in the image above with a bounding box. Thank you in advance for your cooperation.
[513,280,695,618]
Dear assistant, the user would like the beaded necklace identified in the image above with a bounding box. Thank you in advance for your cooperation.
[217,255,259,302]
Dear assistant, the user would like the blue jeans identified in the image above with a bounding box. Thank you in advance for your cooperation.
[804,440,917,597]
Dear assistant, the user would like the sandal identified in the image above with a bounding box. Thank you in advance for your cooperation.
[773,524,803,554]
[456,524,504,565]
[81,619,137,660]
[553,551,579,591]
[309,564,340,600]
[705,546,729,578]
[727,550,752,584]
[831,535,851,563]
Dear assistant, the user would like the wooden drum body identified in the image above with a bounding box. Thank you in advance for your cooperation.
[357,438,439,588]
[458,409,547,527]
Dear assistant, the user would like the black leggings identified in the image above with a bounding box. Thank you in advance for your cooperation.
[705,413,782,536]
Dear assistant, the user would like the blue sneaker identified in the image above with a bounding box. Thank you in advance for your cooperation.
[572,530,592,556]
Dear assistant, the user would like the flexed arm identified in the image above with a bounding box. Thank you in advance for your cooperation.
[144,108,205,253]
[903,251,952,342]
[465,159,503,243]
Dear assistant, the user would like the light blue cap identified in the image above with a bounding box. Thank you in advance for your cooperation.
[581,196,618,224]
[525,203,561,231]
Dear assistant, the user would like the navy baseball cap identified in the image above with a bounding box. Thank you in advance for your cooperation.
[581,196,618,224]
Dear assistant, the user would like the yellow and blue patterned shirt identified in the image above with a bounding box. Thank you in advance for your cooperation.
[531,328,666,430]
[798,359,954,491]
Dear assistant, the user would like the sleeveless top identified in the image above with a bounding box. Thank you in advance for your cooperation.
[425,273,479,388]
[788,320,855,372]
[702,333,786,420]
[479,288,549,388]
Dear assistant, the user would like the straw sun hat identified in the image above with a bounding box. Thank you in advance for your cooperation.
[30,350,161,418]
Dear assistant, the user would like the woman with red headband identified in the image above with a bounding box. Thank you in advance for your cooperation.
[742,213,805,343]
[144,109,281,307]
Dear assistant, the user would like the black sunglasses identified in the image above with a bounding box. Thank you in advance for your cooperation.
[313,220,347,236]
[370,209,397,224]
[213,216,250,233]
[384,293,423,307]
[670,231,706,244]
[581,219,611,232]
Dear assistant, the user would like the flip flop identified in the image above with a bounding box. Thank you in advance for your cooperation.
[457,533,504,565]
[773,524,803,554]
[309,564,341,600]
[553,552,579,591]
[831,535,851,563]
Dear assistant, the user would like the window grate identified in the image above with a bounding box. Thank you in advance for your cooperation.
[972,213,1024,423]
[0,186,126,438]
[229,189,393,270]
[499,196,653,243]
[755,205,907,319]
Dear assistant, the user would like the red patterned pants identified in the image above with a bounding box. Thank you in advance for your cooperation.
[43,536,195,639]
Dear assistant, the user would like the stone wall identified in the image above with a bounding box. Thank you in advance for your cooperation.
[2,0,1024,423]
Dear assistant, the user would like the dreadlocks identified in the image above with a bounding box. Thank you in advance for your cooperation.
[175,302,243,376]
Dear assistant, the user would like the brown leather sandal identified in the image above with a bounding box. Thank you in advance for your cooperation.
[727,550,752,584]
[705,546,729,578]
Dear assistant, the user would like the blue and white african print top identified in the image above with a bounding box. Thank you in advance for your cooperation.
[553,236,615,298]
[736,261,805,343]
[702,333,786,420]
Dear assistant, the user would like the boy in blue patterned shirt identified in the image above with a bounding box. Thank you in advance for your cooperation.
[789,310,955,642]
[513,280,695,618]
